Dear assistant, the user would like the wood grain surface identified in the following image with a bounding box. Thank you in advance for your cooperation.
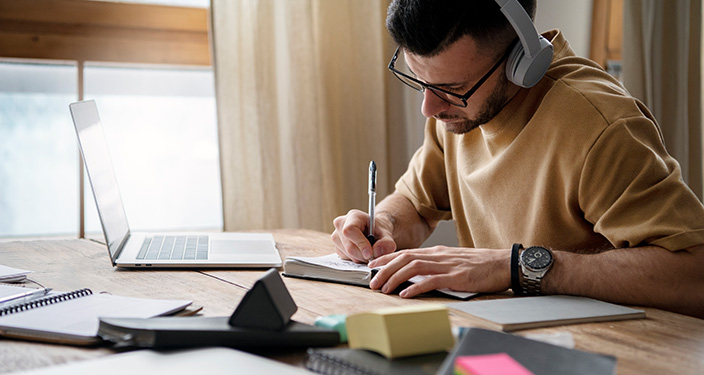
[0,229,702,374]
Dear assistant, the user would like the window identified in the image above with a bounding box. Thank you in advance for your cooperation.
[0,62,78,236]
[83,64,221,233]
[0,0,221,238]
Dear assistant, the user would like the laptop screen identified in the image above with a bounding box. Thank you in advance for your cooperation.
[70,101,130,261]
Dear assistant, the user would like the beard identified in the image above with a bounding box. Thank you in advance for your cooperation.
[436,74,509,135]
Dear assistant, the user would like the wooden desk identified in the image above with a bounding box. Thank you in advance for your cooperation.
[0,229,702,374]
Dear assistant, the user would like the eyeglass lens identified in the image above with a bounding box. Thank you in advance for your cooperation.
[390,51,468,107]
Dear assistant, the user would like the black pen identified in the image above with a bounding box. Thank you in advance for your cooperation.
[367,161,377,251]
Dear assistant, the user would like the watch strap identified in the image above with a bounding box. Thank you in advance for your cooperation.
[510,243,524,295]
[522,276,543,296]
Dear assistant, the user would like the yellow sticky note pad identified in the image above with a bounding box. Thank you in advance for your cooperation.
[346,304,454,358]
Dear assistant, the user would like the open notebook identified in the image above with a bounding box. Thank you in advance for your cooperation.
[283,254,476,300]
[0,288,191,345]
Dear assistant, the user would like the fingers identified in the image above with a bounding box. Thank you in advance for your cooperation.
[399,274,454,298]
[331,226,358,262]
[368,246,441,268]
[370,247,513,297]
[370,252,452,293]
[372,236,397,259]
[331,209,398,263]
[331,210,374,263]
[334,246,351,261]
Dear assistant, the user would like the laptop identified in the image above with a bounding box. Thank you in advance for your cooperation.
[69,100,282,268]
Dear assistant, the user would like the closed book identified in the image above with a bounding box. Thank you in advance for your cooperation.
[437,327,616,375]
[447,295,645,331]
[305,347,447,375]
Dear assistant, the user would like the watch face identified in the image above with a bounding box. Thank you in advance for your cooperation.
[522,247,553,270]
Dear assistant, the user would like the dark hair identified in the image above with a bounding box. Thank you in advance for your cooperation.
[386,0,537,57]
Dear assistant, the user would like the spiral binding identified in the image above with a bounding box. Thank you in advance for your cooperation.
[0,288,93,316]
[305,349,377,375]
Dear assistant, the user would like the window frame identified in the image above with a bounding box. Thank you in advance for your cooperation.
[0,0,210,66]
[589,0,623,69]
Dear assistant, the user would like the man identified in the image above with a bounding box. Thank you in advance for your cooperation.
[331,0,704,318]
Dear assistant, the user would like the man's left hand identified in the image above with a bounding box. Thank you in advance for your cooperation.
[367,246,512,298]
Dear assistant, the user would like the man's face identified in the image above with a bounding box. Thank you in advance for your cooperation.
[404,35,513,134]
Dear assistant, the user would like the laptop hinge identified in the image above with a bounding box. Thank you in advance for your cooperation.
[111,230,131,266]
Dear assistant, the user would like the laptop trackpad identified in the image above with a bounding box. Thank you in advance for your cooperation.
[211,240,272,255]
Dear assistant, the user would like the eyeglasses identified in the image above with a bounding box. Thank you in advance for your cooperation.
[387,43,513,108]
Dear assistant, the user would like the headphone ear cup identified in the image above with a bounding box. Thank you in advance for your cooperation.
[504,36,553,88]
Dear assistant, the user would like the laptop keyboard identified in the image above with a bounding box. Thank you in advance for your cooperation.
[137,235,209,260]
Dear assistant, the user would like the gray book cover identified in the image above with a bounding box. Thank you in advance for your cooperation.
[447,295,645,331]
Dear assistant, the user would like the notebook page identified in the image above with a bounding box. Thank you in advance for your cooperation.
[286,254,476,299]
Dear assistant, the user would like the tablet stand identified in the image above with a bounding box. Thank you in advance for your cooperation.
[229,268,297,331]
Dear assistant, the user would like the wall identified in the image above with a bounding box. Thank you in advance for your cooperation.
[534,0,594,58]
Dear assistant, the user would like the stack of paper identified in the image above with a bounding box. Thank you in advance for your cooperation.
[0,265,31,283]
[346,304,455,358]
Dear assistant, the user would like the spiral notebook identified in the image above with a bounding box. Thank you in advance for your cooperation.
[305,347,447,375]
[0,288,191,345]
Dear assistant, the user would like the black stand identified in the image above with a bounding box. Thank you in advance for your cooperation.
[229,268,297,331]
[98,269,340,349]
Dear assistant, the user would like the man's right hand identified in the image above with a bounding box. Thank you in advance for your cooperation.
[331,209,397,263]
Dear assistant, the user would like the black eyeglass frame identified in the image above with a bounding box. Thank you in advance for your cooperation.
[387,42,515,108]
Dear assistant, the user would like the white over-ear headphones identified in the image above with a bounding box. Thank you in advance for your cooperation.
[494,0,553,88]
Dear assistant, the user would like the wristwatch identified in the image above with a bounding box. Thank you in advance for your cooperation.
[519,246,553,295]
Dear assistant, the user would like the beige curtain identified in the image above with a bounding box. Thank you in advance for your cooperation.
[622,0,703,200]
[210,0,420,232]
